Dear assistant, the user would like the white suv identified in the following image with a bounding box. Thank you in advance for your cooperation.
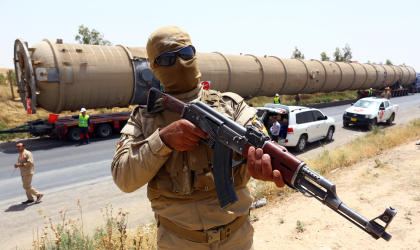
[257,104,336,152]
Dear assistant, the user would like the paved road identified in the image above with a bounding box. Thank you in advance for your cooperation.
[0,94,419,204]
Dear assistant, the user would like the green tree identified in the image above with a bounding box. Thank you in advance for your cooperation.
[342,44,352,62]
[75,25,112,45]
[385,59,393,65]
[320,52,330,61]
[333,44,352,62]
[291,47,305,59]
[333,47,342,62]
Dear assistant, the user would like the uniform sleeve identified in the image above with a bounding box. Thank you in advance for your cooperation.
[22,151,34,167]
[111,116,173,193]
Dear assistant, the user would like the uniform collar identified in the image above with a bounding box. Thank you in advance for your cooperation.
[168,84,202,103]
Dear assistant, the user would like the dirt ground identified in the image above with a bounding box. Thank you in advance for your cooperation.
[252,141,420,250]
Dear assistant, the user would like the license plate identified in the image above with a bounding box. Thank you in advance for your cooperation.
[350,117,357,122]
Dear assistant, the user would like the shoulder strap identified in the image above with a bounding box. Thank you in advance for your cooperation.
[221,92,243,104]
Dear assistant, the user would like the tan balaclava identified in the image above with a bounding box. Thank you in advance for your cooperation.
[146,26,201,93]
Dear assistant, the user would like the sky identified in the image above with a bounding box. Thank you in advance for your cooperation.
[0,0,419,71]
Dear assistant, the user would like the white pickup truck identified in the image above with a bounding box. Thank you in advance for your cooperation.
[342,97,399,130]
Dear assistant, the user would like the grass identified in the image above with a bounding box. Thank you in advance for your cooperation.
[296,220,305,233]
[248,118,420,201]
[248,90,357,107]
[32,201,157,250]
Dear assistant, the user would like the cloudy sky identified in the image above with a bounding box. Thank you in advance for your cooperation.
[0,0,418,71]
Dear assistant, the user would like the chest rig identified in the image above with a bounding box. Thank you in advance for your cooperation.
[140,90,249,202]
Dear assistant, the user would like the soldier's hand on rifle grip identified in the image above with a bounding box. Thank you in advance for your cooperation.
[159,119,209,151]
[246,146,285,188]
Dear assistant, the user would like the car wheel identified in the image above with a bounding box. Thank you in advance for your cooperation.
[295,135,307,152]
[67,127,80,141]
[386,113,395,125]
[367,118,377,130]
[325,127,334,142]
[97,123,113,138]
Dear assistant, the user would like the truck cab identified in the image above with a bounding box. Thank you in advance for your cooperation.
[343,97,398,130]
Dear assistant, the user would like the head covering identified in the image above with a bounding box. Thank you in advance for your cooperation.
[146,26,201,93]
[275,93,279,97]
[80,108,87,112]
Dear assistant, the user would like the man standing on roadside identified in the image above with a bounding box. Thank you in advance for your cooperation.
[15,142,43,203]
[111,26,284,249]
[269,116,281,142]
[78,108,90,145]
[273,93,281,104]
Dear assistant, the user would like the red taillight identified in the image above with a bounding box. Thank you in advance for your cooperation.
[287,127,294,133]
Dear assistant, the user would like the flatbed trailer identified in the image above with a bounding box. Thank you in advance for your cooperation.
[0,112,131,141]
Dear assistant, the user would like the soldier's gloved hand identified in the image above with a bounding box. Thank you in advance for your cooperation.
[159,119,209,151]
[246,146,285,187]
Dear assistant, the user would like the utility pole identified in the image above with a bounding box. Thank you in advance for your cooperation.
[7,70,15,100]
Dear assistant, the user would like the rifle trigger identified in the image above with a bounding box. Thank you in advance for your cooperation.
[232,159,247,168]
[297,186,314,198]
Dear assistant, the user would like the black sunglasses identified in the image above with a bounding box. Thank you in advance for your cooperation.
[154,46,196,66]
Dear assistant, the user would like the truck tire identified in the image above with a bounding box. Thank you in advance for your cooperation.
[325,127,334,142]
[386,113,395,125]
[67,127,80,141]
[97,123,113,138]
[295,134,307,152]
[367,118,377,130]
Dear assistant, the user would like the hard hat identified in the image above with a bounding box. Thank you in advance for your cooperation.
[80,108,87,112]
[275,93,279,97]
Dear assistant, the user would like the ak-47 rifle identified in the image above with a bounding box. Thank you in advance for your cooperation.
[147,87,396,241]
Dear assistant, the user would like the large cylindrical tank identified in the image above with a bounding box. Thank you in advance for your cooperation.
[13,39,417,113]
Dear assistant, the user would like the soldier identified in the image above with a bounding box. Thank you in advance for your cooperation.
[15,142,43,203]
[111,26,284,249]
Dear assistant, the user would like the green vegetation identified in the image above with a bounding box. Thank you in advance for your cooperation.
[0,70,17,86]
[75,25,112,46]
[248,90,358,107]
[32,203,157,250]
[320,51,330,61]
[296,220,305,233]
[0,122,30,141]
[333,44,352,62]
[291,46,305,59]
[0,73,6,85]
